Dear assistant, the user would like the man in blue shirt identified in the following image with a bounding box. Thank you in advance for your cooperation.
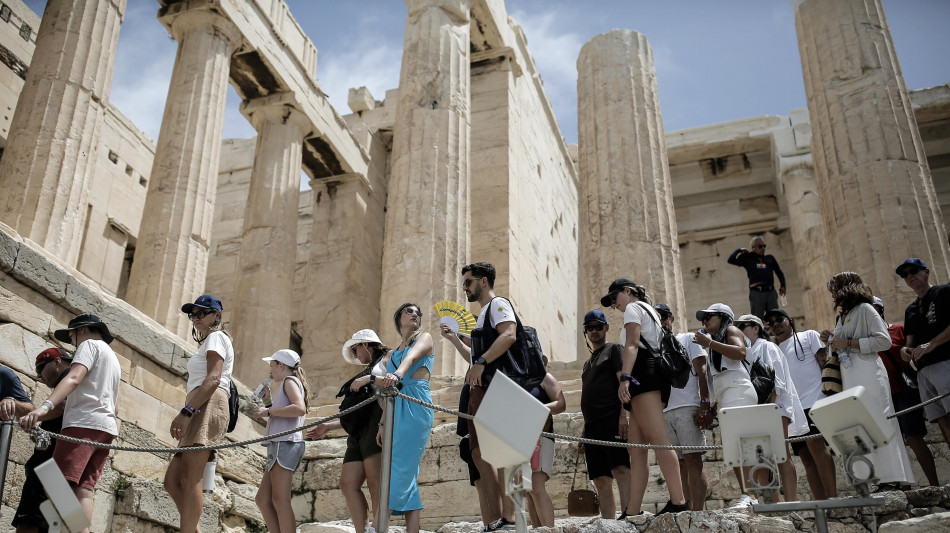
[727,236,787,319]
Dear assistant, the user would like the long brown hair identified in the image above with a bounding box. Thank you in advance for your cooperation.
[827,272,873,314]
[393,302,424,346]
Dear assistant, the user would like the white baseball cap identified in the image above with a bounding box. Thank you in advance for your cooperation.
[695,303,735,322]
[262,349,300,368]
[342,329,383,365]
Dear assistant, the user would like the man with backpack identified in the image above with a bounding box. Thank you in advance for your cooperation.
[443,262,530,531]
[656,304,709,511]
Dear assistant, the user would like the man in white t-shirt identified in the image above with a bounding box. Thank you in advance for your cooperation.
[442,262,519,531]
[764,308,837,500]
[20,313,121,532]
[656,304,709,511]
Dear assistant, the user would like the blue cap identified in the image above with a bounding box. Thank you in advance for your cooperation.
[896,258,928,276]
[583,309,607,324]
[181,294,223,314]
[654,304,672,317]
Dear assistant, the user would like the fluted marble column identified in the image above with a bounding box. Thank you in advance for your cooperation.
[380,0,471,350]
[125,9,241,339]
[577,29,687,325]
[0,0,125,265]
[230,97,309,384]
[795,0,950,306]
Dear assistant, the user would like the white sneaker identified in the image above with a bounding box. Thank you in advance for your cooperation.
[730,494,758,509]
[365,526,377,533]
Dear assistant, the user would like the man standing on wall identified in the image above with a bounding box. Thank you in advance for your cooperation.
[898,258,950,452]
[728,236,787,319]
[655,303,709,511]
[764,308,837,500]
[579,309,631,518]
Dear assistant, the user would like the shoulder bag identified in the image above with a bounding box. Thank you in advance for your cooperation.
[633,302,692,388]
[567,443,599,516]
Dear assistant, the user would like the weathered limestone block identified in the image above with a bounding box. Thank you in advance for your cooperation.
[312,488,351,522]
[379,0,472,358]
[110,514,174,533]
[113,477,180,528]
[299,458,343,492]
[880,511,950,533]
[125,8,242,339]
[216,445,266,485]
[305,437,348,460]
[293,491,315,523]
[348,86,376,113]
[0,0,126,266]
[419,479,482,521]
[110,450,168,483]
[226,479,265,523]
[0,224,21,273]
[794,0,950,306]
[0,323,53,377]
[300,522,360,533]
[419,446,440,484]
[90,489,115,533]
[576,29,686,324]
[1,464,25,508]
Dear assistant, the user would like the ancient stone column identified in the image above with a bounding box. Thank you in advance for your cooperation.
[125,9,241,339]
[795,0,950,307]
[229,97,310,384]
[380,0,471,355]
[577,29,687,325]
[0,0,126,266]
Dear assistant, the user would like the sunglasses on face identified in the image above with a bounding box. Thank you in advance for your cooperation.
[755,244,766,249]
[899,267,922,279]
[404,308,422,317]
[463,276,485,288]
[188,309,215,320]
[584,323,605,332]
[766,318,785,326]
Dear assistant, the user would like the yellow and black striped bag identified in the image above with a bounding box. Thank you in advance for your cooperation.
[821,351,843,395]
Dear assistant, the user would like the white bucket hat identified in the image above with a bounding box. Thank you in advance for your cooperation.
[342,329,383,365]
[262,349,301,368]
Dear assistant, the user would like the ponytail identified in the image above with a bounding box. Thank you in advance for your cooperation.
[291,365,311,411]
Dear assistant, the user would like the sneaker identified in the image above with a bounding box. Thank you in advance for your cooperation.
[730,494,758,509]
[365,527,377,533]
[488,518,516,531]
[657,500,689,515]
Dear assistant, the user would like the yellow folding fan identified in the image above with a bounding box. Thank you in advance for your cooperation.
[433,300,477,337]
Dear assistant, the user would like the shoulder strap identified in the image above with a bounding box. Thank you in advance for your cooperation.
[632,301,658,352]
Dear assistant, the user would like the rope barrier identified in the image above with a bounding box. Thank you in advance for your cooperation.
[18,386,950,455]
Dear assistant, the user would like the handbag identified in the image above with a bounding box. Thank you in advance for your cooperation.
[741,357,776,404]
[821,351,843,395]
[567,443,599,516]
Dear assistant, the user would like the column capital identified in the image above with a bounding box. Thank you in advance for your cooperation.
[240,93,313,134]
[160,4,243,53]
[309,172,372,195]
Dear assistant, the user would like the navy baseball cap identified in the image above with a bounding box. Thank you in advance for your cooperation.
[896,258,928,276]
[655,304,672,317]
[181,295,223,314]
[583,310,607,324]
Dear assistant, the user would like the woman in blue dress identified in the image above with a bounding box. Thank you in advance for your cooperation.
[375,302,434,533]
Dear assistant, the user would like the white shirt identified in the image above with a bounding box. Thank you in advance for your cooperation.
[476,297,516,329]
[619,302,662,349]
[187,331,235,393]
[664,332,707,412]
[777,330,825,410]
[63,339,121,436]
[748,336,809,437]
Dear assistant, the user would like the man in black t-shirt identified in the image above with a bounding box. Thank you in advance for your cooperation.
[13,348,72,533]
[580,310,631,519]
[898,258,950,450]
[727,236,787,319]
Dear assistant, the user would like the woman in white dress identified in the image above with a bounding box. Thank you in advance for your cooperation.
[820,272,915,492]
[736,314,807,501]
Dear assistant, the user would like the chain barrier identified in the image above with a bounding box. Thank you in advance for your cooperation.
[17,387,950,455]
[23,393,382,454]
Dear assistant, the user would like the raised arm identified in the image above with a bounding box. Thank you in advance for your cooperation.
[393,332,434,378]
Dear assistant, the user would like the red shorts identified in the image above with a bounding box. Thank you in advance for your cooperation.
[52,427,114,491]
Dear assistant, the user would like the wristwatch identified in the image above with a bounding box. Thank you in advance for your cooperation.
[474,357,486,365]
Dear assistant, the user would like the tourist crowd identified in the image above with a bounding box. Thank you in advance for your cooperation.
[4,251,950,533]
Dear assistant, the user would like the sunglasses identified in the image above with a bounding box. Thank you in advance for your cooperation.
[899,267,922,279]
[463,276,485,288]
[765,318,786,326]
[583,323,605,332]
[404,308,423,317]
[755,244,767,249]
[188,309,215,320]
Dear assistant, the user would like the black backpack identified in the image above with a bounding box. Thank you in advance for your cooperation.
[634,303,692,389]
[226,379,239,433]
[480,297,547,389]
[742,357,777,404]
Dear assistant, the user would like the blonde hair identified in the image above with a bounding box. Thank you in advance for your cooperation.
[290,364,311,410]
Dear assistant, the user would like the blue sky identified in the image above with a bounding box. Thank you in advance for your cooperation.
[23,0,950,147]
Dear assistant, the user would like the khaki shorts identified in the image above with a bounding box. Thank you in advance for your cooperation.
[178,387,229,456]
[663,406,706,459]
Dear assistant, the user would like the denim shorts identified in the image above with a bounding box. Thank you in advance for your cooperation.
[266,441,305,472]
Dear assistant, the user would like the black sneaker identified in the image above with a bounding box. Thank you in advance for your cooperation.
[657,500,689,515]
[488,518,516,531]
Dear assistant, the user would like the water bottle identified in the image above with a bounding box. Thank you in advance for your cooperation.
[780,294,788,307]
[839,350,853,369]
[253,377,273,402]
[202,457,217,493]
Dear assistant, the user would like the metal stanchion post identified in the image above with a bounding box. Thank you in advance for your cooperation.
[377,392,396,533]
[0,419,15,502]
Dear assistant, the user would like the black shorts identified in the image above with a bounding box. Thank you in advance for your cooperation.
[893,389,928,438]
[12,446,56,530]
[343,403,383,463]
[458,435,480,486]
[583,418,630,479]
[623,352,670,407]
[790,408,824,455]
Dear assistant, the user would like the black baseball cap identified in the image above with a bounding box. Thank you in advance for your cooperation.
[763,308,791,323]
[600,278,635,307]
